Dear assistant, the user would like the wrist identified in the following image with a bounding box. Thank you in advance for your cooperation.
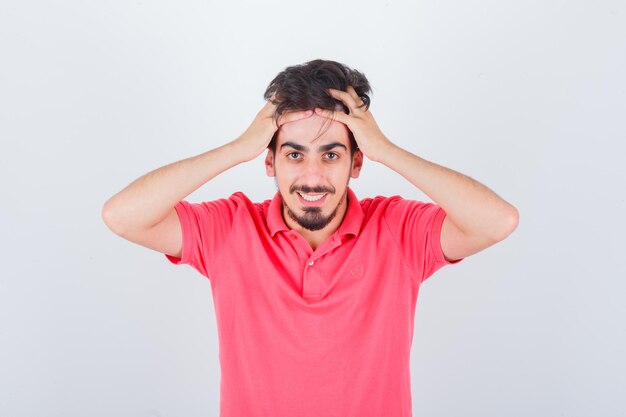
[231,131,273,163]
[369,137,397,164]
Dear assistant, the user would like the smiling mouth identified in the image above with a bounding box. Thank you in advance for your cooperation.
[297,192,326,202]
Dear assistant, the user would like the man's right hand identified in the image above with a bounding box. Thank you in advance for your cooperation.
[233,99,313,162]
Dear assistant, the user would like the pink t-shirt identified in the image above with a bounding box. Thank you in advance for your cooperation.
[165,187,462,416]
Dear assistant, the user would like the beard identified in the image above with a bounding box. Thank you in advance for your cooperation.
[279,184,348,231]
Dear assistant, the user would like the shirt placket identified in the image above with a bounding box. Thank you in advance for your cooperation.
[301,234,343,300]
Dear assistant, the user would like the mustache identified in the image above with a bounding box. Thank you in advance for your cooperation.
[290,184,335,194]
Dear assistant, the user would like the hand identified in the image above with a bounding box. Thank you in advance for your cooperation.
[235,97,313,162]
[314,85,393,162]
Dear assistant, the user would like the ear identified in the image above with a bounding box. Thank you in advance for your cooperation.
[265,149,275,177]
[350,149,363,179]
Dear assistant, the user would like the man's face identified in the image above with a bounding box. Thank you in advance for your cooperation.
[265,113,363,232]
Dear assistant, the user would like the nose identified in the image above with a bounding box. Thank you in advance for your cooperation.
[299,157,326,185]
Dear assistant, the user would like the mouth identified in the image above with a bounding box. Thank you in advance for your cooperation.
[296,192,328,206]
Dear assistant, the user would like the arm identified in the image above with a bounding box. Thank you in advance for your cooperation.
[102,100,312,242]
[315,86,519,261]
[373,145,518,261]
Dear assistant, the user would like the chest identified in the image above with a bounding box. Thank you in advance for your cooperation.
[211,226,418,303]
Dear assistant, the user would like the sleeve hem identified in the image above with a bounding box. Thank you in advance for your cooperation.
[432,207,464,265]
[164,201,190,265]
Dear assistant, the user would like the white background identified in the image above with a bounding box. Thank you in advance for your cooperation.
[1,1,625,416]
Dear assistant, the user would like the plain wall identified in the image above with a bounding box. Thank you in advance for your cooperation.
[1,0,625,416]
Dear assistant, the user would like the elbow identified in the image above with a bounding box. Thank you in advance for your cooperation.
[491,205,519,242]
[101,199,125,235]
[101,201,116,232]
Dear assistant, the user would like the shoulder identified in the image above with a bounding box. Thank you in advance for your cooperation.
[225,192,275,222]
[183,192,260,217]
[189,192,276,225]
[225,192,269,213]
[359,194,414,213]
[359,194,441,225]
[227,191,254,206]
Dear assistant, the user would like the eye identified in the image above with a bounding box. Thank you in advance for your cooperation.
[286,152,301,160]
[324,152,339,160]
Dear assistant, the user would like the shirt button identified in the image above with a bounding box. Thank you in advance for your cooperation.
[309,261,314,266]
[290,234,297,240]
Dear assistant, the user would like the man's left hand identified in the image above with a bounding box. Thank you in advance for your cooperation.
[314,85,393,162]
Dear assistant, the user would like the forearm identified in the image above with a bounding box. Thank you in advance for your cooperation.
[102,139,247,234]
[377,143,518,240]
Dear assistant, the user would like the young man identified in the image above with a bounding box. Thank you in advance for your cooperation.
[102,59,518,417]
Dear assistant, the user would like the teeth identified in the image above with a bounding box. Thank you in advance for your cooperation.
[299,193,325,202]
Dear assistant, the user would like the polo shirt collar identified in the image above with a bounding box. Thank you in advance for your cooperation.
[267,187,364,238]
[336,187,364,237]
[267,192,289,237]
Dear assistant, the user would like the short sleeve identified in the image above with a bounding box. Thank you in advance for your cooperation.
[383,198,463,283]
[164,196,240,280]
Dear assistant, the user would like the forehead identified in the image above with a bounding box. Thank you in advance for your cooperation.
[275,113,350,148]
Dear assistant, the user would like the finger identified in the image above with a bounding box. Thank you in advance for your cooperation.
[277,109,313,126]
[258,99,277,119]
[346,85,367,109]
[326,88,361,110]
[314,107,349,124]
[264,98,277,110]
[346,85,360,101]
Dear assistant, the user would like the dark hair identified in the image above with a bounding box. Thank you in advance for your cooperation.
[263,59,372,155]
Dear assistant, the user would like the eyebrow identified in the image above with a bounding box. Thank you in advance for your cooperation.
[280,141,347,152]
